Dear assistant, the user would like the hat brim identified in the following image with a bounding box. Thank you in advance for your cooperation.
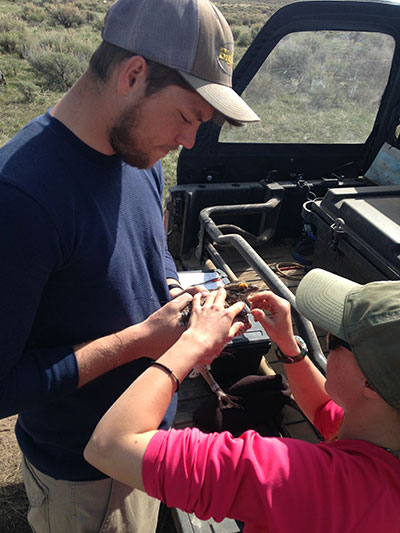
[179,72,260,123]
[296,268,360,340]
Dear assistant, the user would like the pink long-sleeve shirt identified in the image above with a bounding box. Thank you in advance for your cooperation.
[143,401,400,532]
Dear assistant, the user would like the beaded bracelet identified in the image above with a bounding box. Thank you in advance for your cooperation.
[150,362,180,392]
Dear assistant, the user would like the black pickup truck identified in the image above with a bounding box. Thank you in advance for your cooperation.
[160,1,400,531]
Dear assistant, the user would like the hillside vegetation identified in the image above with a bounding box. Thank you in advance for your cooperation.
[0,0,286,190]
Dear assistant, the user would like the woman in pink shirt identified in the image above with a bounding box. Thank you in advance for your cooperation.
[84,269,400,532]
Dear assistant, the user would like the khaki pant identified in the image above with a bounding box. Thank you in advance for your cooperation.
[21,456,160,533]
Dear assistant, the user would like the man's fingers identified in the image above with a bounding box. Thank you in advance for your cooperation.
[190,291,203,311]
[171,292,193,311]
[185,285,208,296]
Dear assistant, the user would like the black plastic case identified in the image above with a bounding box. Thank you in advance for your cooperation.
[308,185,400,283]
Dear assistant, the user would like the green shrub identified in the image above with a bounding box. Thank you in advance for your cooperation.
[268,38,309,89]
[83,0,110,12]
[28,51,84,90]
[2,56,19,77]
[0,14,27,33]
[85,10,95,23]
[240,15,253,26]
[27,32,95,90]
[0,31,27,57]
[237,28,252,48]
[91,14,105,32]
[33,31,94,58]
[225,14,241,26]
[48,4,85,28]
[0,15,30,57]
[20,3,47,25]
[231,25,241,41]
[251,24,263,38]
[14,80,40,102]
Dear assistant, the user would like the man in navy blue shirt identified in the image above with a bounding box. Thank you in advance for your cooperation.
[0,0,259,531]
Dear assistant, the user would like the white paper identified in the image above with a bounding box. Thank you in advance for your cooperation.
[177,270,226,290]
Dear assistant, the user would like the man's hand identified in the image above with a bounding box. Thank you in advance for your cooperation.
[169,284,206,299]
[143,293,194,358]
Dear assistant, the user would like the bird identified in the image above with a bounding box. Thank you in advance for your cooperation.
[179,281,260,409]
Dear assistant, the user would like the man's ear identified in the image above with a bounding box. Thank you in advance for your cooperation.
[117,55,148,96]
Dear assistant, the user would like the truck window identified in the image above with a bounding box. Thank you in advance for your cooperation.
[221,31,394,144]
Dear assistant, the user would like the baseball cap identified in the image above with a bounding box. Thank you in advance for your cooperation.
[101,0,260,123]
[296,268,400,411]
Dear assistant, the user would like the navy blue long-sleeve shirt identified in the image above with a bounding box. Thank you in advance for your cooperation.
[0,111,178,480]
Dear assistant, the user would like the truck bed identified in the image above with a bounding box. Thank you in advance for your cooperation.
[174,238,323,442]
[164,238,325,533]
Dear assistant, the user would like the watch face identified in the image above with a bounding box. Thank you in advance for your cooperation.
[294,336,308,357]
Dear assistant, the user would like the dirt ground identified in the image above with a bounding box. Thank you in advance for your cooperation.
[0,415,30,532]
[0,416,176,533]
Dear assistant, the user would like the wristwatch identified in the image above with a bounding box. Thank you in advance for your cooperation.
[167,283,183,291]
[275,336,308,364]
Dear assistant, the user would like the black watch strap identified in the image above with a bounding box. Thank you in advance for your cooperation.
[275,336,308,364]
[167,283,183,291]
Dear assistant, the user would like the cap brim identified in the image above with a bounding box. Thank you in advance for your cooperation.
[179,72,260,123]
[296,268,360,340]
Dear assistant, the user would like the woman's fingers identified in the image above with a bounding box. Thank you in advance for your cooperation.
[230,320,246,338]
[230,300,246,319]
[200,286,226,310]
[213,286,227,306]
[251,308,266,323]
[191,287,225,310]
[249,291,290,316]
[248,290,276,308]
[191,288,245,327]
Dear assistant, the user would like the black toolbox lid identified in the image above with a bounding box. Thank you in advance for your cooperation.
[310,185,400,278]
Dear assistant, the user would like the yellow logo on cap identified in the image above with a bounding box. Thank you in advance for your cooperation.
[218,47,233,68]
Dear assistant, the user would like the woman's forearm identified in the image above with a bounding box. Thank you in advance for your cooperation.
[83,330,205,489]
[84,289,245,487]
[93,330,208,437]
[249,291,330,424]
[283,356,330,424]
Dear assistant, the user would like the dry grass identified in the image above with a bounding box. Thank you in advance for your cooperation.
[0,416,30,532]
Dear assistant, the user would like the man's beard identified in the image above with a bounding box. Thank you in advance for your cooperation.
[108,100,151,169]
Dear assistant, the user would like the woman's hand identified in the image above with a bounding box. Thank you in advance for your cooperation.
[249,291,298,354]
[184,288,246,365]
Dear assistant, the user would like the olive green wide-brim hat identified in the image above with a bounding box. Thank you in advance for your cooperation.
[296,268,400,412]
